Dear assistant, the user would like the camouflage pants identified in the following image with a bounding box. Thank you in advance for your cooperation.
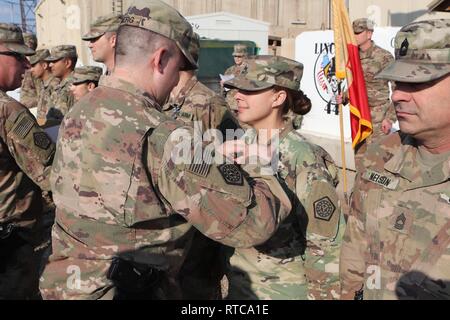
[225,247,309,300]
[0,231,45,300]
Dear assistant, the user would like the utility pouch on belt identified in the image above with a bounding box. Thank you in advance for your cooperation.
[107,258,162,297]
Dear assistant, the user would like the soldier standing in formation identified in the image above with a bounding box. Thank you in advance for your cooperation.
[45,45,78,124]
[340,19,450,300]
[39,0,291,300]
[82,13,122,75]
[352,18,398,168]
[30,49,60,126]
[0,23,55,299]
[69,66,103,102]
[20,33,41,109]
[222,55,343,300]
[221,44,249,116]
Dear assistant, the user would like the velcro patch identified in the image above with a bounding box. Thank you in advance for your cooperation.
[13,116,34,139]
[33,132,52,150]
[440,193,450,205]
[313,196,336,221]
[362,170,399,190]
[218,164,243,186]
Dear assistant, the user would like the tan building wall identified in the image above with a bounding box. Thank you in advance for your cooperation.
[348,0,434,27]
[35,0,441,65]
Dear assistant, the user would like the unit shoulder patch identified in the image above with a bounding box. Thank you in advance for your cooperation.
[314,196,336,221]
[218,164,244,186]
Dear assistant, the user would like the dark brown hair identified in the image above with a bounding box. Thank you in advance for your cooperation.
[274,86,312,116]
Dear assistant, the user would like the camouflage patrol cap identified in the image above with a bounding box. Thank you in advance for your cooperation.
[0,23,35,55]
[23,32,37,50]
[82,13,123,41]
[353,18,375,33]
[29,49,50,65]
[224,55,303,92]
[376,19,450,83]
[45,45,78,62]
[233,44,247,57]
[189,32,200,64]
[72,66,103,85]
[121,0,198,70]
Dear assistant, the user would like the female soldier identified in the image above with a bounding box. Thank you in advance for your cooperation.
[222,55,345,300]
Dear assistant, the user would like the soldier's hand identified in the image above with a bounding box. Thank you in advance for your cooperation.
[381,119,393,134]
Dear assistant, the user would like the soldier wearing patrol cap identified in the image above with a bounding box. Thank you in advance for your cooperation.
[352,18,398,170]
[222,55,343,300]
[40,0,291,300]
[29,49,60,126]
[340,19,450,300]
[20,32,41,109]
[82,13,122,74]
[222,44,249,116]
[0,23,55,299]
[45,45,78,124]
[69,66,103,102]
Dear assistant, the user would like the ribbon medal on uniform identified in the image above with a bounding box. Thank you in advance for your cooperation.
[218,164,243,186]
[33,132,52,150]
[313,196,336,221]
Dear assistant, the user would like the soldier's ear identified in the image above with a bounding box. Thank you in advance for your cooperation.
[272,89,287,109]
[110,33,117,49]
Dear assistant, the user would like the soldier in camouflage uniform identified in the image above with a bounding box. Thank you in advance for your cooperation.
[352,18,398,169]
[40,0,291,300]
[0,23,55,299]
[45,45,77,125]
[163,32,240,299]
[223,55,344,300]
[69,66,103,102]
[340,19,450,300]
[29,49,60,126]
[221,44,249,116]
[20,33,42,109]
[82,13,122,74]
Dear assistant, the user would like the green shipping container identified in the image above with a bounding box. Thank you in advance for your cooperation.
[197,39,259,94]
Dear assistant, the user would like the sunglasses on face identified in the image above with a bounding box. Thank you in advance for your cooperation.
[0,50,28,63]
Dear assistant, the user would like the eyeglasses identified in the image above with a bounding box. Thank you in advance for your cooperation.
[0,51,28,63]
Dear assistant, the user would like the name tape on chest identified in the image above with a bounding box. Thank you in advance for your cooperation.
[362,170,399,190]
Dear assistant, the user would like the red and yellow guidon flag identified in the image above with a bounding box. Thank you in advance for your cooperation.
[332,0,372,148]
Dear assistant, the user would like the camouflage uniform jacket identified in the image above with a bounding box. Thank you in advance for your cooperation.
[224,63,248,78]
[40,76,291,300]
[20,70,43,109]
[163,75,239,134]
[47,72,75,123]
[226,121,343,300]
[36,76,60,126]
[0,90,55,237]
[360,42,397,126]
[163,75,240,299]
[340,132,450,300]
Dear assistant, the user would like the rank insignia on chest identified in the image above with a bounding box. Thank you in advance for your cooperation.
[313,196,336,221]
[218,164,244,186]
[33,132,52,150]
[362,170,399,190]
[394,213,406,230]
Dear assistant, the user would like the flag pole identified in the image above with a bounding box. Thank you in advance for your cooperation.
[333,0,349,202]
[338,96,348,201]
